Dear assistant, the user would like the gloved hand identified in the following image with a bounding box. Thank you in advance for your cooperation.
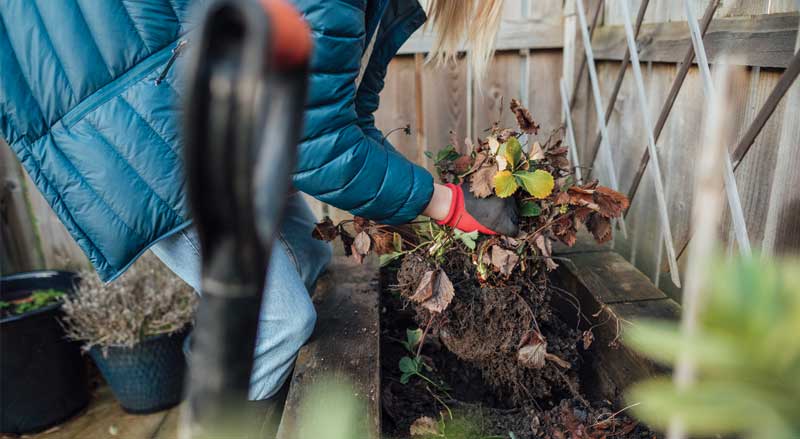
[437,183,519,236]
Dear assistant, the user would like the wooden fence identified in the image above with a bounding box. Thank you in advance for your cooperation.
[368,0,800,299]
[3,0,800,302]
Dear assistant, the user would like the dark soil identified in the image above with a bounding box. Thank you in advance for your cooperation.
[381,258,658,439]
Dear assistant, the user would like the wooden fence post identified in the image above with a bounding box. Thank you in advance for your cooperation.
[0,141,45,273]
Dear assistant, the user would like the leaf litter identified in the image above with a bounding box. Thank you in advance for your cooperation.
[314,99,654,439]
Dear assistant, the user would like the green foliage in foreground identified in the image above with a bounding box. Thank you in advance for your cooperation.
[625,256,800,439]
[0,289,65,316]
[297,377,367,439]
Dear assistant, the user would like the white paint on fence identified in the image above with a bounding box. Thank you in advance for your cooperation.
[684,0,753,258]
[574,0,628,238]
[619,0,682,287]
[560,77,583,184]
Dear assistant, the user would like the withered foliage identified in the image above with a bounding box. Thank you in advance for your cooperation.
[62,252,197,352]
[314,99,628,285]
[313,99,631,409]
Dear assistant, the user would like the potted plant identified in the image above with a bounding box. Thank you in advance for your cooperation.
[62,253,197,414]
[0,271,90,435]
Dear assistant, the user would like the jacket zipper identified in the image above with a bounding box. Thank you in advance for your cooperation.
[61,40,183,128]
[154,40,188,85]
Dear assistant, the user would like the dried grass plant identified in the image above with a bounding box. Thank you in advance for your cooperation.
[62,251,197,351]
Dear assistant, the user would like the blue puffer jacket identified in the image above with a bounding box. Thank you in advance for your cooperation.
[0,0,433,281]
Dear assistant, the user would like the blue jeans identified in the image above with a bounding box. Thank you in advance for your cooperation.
[150,193,332,400]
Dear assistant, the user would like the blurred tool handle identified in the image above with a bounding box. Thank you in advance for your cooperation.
[181,0,310,437]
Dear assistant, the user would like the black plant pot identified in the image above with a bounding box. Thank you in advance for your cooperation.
[89,327,189,414]
[0,271,89,435]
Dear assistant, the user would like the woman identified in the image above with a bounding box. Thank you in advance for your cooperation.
[0,0,515,400]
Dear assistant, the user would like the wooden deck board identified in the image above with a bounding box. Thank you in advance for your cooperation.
[19,386,179,439]
[276,256,381,439]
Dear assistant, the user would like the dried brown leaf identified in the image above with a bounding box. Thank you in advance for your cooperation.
[518,331,547,369]
[552,215,578,247]
[530,141,545,160]
[353,231,371,256]
[581,330,594,350]
[594,186,630,218]
[497,128,517,143]
[340,230,354,256]
[586,213,612,244]
[353,216,370,234]
[453,155,473,174]
[574,206,594,224]
[487,136,500,155]
[370,230,395,255]
[490,246,519,276]
[409,270,435,303]
[421,269,455,313]
[510,98,540,135]
[350,245,364,264]
[469,164,497,198]
[567,186,597,209]
[534,234,558,271]
[312,217,339,241]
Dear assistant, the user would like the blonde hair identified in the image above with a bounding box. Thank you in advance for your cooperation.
[425,0,505,79]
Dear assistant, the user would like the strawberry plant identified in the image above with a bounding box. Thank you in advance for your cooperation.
[316,99,644,438]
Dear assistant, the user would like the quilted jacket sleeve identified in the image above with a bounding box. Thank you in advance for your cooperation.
[291,0,433,224]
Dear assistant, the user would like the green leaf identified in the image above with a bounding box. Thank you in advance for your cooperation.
[514,169,554,199]
[502,137,523,168]
[379,252,403,267]
[435,145,459,163]
[392,232,403,252]
[399,356,418,374]
[405,328,423,351]
[627,379,792,437]
[424,151,434,159]
[454,230,478,250]
[625,320,744,371]
[493,170,519,198]
[520,201,541,217]
[400,372,412,384]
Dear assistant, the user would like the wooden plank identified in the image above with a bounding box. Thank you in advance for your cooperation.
[277,257,381,439]
[0,141,44,273]
[527,50,563,138]
[21,170,88,271]
[552,248,680,402]
[721,69,789,252]
[731,50,800,170]
[374,57,418,162]
[761,30,800,255]
[27,386,172,439]
[151,405,182,439]
[422,54,468,166]
[414,53,426,168]
[473,52,522,136]
[398,21,563,55]
[583,299,681,402]
[592,13,799,68]
[557,251,668,303]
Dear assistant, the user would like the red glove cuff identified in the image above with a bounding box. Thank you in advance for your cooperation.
[436,184,497,235]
